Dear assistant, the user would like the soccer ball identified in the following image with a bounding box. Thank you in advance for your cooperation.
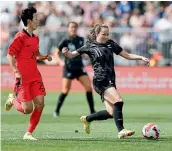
[142,123,160,140]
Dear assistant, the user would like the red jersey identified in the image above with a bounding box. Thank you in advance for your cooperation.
[8,29,42,84]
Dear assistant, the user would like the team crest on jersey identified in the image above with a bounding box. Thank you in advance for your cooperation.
[79,41,83,45]
[68,43,76,51]
[31,51,38,59]
[107,44,112,48]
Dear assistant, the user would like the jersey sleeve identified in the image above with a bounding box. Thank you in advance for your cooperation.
[76,44,89,55]
[58,39,66,51]
[110,40,123,55]
[8,33,23,56]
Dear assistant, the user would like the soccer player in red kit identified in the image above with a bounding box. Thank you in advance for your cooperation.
[5,6,52,140]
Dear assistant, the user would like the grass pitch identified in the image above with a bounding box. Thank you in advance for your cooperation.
[1,91,172,151]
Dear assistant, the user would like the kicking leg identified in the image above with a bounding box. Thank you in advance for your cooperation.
[80,101,113,134]
[104,87,135,138]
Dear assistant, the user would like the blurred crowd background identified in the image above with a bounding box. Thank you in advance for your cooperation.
[1,1,172,66]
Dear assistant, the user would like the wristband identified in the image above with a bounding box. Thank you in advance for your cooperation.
[46,55,49,59]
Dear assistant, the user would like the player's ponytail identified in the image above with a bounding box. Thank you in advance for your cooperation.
[86,24,109,42]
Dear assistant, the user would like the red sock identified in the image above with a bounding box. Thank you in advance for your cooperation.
[12,98,24,113]
[27,109,42,133]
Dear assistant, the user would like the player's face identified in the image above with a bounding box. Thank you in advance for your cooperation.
[68,23,78,36]
[29,13,39,30]
[96,27,109,44]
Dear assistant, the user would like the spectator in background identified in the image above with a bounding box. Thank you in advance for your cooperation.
[102,3,117,19]
[1,1,172,66]
[119,13,130,28]
[154,4,172,62]
[0,25,10,64]
[118,32,137,65]
[91,14,104,26]
[0,8,11,28]
[0,8,11,64]
[129,8,145,28]
[45,8,62,53]
[120,32,136,53]
[144,2,158,27]
[45,8,62,30]
[117,1,133,16]
[104,16,117,28]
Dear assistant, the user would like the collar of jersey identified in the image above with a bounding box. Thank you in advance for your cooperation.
[23,29,35,37]
[92,41,106,46]
[92,40,112,46]
[67,35,78,39]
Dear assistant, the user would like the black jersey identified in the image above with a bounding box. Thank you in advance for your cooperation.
[76,40,123,81]
[58,36,84,70]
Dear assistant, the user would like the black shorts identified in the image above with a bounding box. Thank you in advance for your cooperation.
[63,67,87,80]
[93,78,116,102]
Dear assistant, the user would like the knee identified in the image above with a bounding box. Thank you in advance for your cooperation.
[85,85,92,92]
[105,105,114,116]
[24,107,33,114]
[62,90,69,94]
[62,88,70,94]
[35,103,45,110]
[108,97,123,104]
[107,110,113,116]
[115,97,123,103]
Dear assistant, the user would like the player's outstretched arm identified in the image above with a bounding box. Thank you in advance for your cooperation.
[119,50,150,65]
[62,47,80,59]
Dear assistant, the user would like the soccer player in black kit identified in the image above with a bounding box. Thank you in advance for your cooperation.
[62,24,150,138]
[54,22,96,117]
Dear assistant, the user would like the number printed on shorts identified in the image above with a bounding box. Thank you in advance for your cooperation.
[37,81,45,92]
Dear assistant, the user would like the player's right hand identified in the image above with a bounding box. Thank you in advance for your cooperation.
[14,71,22,80]
[47,55,52,62]
[141,57,150,66]
[62,47,69,54]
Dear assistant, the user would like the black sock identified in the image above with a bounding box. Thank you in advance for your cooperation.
[86,92,95,113]
[55,93,67,113]
[86,110,113,122]
[114,102,124,132]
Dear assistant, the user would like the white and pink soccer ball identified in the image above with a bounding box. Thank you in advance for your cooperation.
[142,123,160,140]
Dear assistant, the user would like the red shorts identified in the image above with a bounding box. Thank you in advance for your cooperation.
[13,80,46,102]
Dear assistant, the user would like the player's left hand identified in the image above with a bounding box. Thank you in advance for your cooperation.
[47,55,52,62]
[62,47,69,54]
[141,57,150,66]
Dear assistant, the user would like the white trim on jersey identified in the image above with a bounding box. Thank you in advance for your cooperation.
[94,48,102,57]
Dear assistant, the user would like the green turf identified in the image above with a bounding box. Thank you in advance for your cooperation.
[1,91,172,151]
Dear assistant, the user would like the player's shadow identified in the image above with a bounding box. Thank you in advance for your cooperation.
[43,137,171,142]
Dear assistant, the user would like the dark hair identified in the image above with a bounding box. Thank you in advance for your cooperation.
[21,6,37,26]
[86,24,108,42]
[67,21,78,28]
